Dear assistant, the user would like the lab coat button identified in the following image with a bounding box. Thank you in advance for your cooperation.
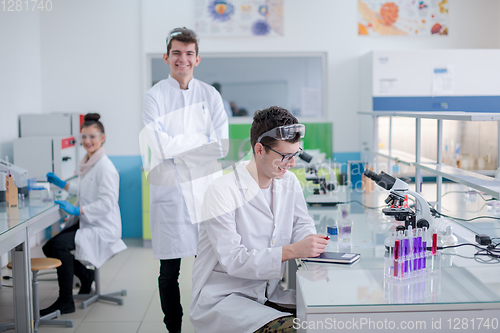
[272,239,275,245]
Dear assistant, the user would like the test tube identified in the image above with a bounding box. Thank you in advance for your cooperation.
[390,232,395,257]
[394,238,400,277]
[422,227,428,269]
[403,229,409,274]
[417,228,423,271]
[432,229,438,256]
[412,227,418,272]
[407,226,413,273]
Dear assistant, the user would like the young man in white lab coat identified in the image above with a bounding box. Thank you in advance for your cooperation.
[190,107,329,333]
[141,27,228,333]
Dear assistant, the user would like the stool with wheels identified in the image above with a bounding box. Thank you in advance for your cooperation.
[0,258,73,333]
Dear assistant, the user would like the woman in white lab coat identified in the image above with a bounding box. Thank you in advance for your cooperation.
[41,113,126,316]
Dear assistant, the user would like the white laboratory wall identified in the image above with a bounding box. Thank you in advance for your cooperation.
[142,0,500,154]
[0,10,42,160]
[39,0,143,156]
[1,0,500,157]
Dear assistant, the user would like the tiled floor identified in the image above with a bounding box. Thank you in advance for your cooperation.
[0,240,196,333]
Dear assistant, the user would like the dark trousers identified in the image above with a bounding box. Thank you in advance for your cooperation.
[159,258,182,332]
[42,222,90,301]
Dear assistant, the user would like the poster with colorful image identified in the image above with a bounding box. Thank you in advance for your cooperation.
[195,0,283,37]
[358,0,449,36]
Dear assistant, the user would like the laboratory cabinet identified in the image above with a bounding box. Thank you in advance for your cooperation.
[360,49,500,113]
[13,136,77,181]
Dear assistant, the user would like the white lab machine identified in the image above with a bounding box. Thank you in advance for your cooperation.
[360,49,500,112]
[0,160,30,195]
[13,136,77,181]
[18,113,86,168]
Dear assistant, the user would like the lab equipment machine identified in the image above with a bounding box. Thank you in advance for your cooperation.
[360,50,500,113]
[0,159,29,196]
[363,169,433,230]
[13,136,77,181]
[18,113,86,171]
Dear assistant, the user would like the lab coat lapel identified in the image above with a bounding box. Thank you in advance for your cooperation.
[272,177,282,222]
[234,162,273,219]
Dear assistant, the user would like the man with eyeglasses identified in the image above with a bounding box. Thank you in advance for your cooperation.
[190,106,328,333]
[142,27,228,333]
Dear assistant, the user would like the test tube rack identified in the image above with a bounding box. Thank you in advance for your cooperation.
[384,227,441,280]
[383,272,441,304]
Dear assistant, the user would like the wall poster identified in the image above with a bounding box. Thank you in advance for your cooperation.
[358,0,449,36]
[195,0,284,37]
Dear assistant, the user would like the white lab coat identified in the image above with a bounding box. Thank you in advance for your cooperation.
[142,75,228,260]
[190,161,316,333]
[66,155,127,268]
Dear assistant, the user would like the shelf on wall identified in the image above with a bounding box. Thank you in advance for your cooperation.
[358,111,500,121]
[376,149,436,166]
[416,163,500,198]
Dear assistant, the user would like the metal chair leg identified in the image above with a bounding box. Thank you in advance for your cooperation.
[0,269,73,332]
[0,323,15,332]
[78,266,126,309]
[32,270,73,332]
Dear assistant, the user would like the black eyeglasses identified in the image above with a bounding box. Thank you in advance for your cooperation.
[262,144,302,162]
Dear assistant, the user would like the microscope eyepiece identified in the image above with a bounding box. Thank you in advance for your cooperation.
[299,151,313,163]
[363,170,396,191]
[363,169,380,182]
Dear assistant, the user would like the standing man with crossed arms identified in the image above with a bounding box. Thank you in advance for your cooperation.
[142,27,228,333]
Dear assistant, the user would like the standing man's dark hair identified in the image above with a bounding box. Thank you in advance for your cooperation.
[166,27,199,55]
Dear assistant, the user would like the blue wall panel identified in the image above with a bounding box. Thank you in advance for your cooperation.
[108,156,143,238]
[333,152,361,173]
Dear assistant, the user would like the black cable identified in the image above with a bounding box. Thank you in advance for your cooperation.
[441,243,500,261]
[441,190,495,202]
[430,207,500,222]
[438,251,499,265]
[440,202,489,214]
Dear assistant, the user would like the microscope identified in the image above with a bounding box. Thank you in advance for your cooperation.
[363,170,433,230]
[299,151,339,206]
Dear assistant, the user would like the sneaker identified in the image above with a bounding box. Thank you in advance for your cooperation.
[78,269,95,294]
[40,298,75,317]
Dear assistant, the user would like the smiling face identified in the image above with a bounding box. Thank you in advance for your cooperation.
[255,140,300,183]
[80,125,105,156]
[164,40,200,82]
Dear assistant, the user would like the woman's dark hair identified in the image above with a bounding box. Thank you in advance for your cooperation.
[81,113,105,133]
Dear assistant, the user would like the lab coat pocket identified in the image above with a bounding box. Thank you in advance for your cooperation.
[200,271,265,306]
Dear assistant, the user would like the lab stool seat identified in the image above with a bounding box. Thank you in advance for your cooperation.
[73,265,126,309]
[0,258,73,333]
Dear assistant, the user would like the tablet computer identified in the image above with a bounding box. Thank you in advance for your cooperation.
[302,252,361,264]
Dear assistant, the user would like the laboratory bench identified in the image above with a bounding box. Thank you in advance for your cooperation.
[0,198,65,333]
[296,183,500,332]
